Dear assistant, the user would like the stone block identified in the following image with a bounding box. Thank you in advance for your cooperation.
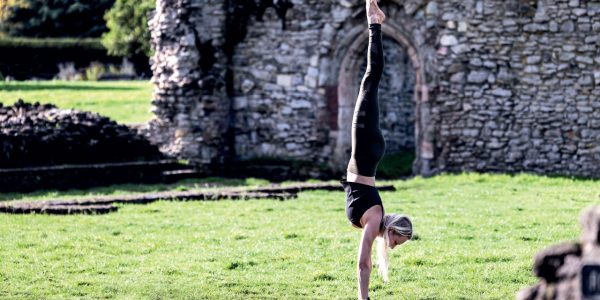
[233,97,248,110]
[490,88,512,97]
[276,74,293,87]
[582,206,600,247]
[291,99,312,109]
[425,1,438,16]
[241,79,255,94]
[467,71,489,83]
[440,34,458,46]
[561,20,575,32]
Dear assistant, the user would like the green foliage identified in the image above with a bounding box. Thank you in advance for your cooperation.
[0,37,103,49]
[0,0,26,24]
[0,0,114,37]
[0,173,596,298]
[84,62,106,81]
[0,37,120,80]
[377,151,416,179]
[101,0,155,58]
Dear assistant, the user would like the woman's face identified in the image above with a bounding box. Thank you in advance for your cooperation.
[388,230,409,249]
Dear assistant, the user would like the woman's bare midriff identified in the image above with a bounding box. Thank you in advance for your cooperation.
[346,170,376,187]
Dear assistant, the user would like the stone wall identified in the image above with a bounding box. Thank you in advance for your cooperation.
[149,0,600,178]
[434,0,600,177]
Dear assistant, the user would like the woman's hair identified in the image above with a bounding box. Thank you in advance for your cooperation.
[376,214,413,282]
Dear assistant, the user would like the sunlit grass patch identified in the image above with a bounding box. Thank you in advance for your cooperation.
[0,80,153,124]
[0,173,597,299]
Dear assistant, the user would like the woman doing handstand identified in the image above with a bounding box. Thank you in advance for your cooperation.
[341,1,413,299]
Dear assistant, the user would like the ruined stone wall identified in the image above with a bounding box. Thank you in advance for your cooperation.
[149,0,600,178]
[229,1,331,163]
[148,0,230,171]
[435,0,600,177]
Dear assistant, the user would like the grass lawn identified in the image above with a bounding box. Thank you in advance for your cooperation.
[0,80,153,124]
[0,173,597,299]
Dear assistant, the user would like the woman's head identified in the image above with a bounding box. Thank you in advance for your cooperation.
[376,214,413,282]
[384,214,412,248]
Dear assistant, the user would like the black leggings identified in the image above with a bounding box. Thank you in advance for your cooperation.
[346,24,386,177]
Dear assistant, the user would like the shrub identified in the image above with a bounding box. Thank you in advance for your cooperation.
[101,0,155,58]
[56,62,81,81]
[0,37,121,80]
[0,0,114,38]
[377,151,416,179]
[84,62,106,81]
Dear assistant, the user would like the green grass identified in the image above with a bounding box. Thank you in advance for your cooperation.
[0,80,153,124]
[0,173,598,299]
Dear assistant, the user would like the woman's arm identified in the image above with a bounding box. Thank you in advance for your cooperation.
[357,220,379,300]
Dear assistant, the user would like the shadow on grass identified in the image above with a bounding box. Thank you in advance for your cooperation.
[0,177,255,202]
[0,84,140,92]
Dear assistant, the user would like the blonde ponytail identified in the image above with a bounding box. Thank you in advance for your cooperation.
[376,214,413,283]
[376,231,390,282]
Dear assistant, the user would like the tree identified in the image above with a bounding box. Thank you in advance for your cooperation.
[0,0,25,22]
[101,0,155,59]
[0,0,114,37]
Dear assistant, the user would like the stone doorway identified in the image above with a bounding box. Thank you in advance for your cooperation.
[333,22,430,175]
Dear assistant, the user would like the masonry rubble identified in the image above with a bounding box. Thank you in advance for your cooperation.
[518,205,600,300]
[0,99,163,168]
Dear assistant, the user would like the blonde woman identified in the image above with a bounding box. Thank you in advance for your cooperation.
[340,1,413,299]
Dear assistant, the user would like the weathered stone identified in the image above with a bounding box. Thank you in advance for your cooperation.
[440,34,458,46]
[559,52,576,61]
[425,1,438,16]
[490,88,512,97]
[233,96,248,110]
[450,72,465,83]
[526,56,542,64]
[241,79,255,94]
[561,20,575,32]
[467,71,489,83]
[276,74,293,87]
[578,76,593,86]
[576,56,594,65]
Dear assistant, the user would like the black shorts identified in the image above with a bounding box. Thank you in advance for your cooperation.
[341,180,384,228]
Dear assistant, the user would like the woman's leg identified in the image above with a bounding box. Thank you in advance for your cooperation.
[346,19,386,178]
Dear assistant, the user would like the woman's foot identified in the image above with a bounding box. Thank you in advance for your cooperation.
[366,0,385,24]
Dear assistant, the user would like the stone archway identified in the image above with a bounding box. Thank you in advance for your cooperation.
[333,22,432,176]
